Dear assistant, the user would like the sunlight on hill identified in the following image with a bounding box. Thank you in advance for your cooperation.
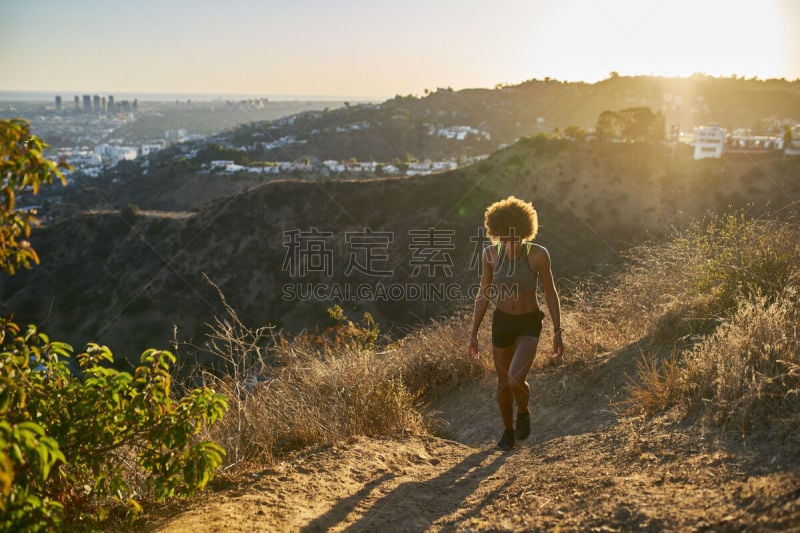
[152,206,800,532]
[189,206,799,473]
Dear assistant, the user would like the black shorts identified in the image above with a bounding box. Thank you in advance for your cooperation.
[491,309,545,348]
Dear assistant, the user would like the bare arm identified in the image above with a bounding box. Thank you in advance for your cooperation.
[469,247,494,359]
[536,247,564,358]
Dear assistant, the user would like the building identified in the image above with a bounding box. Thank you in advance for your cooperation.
[431,161,458,171]
[107,95,115,112]
[786,125,800,156]
[93,95,101,112]
[727,128,784,153]
[693,125,727,159]
[82,95,91,112]
[55,95,62,111]
[164,129,189,141]
[139,143,163,157]
[94,144,138,165]
[74,95,80,111]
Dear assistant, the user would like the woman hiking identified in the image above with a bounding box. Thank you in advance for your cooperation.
[468,196,564,451]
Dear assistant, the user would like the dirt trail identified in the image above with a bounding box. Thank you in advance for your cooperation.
[151,346,800,532]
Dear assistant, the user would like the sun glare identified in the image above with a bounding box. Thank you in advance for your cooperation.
[517,0,789,84]
[0,0,795,95]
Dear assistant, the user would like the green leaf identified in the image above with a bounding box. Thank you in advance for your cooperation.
[10,443,23,464]
[15,422,45,436]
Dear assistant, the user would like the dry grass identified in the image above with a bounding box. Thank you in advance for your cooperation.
[560,235,698,363]
[183,284,490,475]
[619,208,800,435]
[623,351,684,416]
[681,290,800,431]
[390,312,490,399]
[182,207,800,477]
[624,289,800,432]
[565,208,800,358]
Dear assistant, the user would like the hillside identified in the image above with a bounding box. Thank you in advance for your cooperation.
[3,138,800,363]
[226,74,800,162]
[34,75,800,222]
[146,206,800,531]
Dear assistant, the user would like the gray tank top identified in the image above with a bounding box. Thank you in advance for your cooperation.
[494,242,538,294]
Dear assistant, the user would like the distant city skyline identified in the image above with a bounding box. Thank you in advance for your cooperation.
[2,0,798,99]
[0,90,377,103]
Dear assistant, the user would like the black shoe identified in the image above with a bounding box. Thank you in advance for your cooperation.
[497,429,515,451]
[515,411,531,441]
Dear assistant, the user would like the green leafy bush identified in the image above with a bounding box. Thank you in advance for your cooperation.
[0,119,69,275]
[0,320,228,529]
[689,212,798,313]
[0,119,229,530]
[120,203,141,225]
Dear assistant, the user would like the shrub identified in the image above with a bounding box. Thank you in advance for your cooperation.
[622,351,683,416]
[189,288,488,473]
[120,203,140,225]
[688,212,798,314]
[559,235,697,363]
[619,209,800,435]
[0,119,68,275]
[0,320,228,529]
[563,209,800,361]
[622,290,800,429]
[681,290,799,429]
[0,120,228,530]
[391,313,488,398]
[193,295,422,464]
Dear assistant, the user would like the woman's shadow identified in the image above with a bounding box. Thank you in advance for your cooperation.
[301,448,508,532]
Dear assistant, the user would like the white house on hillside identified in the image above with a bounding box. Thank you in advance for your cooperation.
[727,128,784,153]
[94,143,138,165]
[693,125,727,159]
[140,143,164,157]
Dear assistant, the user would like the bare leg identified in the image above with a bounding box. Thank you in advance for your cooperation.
[507,336,539,413]
[492,345,515,430]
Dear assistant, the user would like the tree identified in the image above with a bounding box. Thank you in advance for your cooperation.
[0,120,228,530]
[0,119,68,275]
[120,203,140,225]
[594,107,665,142]
[195,143,249,166]
[619,107,665,142]
[595,110,620,140]
[563,125,586,140]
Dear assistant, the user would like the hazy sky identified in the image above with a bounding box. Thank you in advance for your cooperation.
[2,0,798,98]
